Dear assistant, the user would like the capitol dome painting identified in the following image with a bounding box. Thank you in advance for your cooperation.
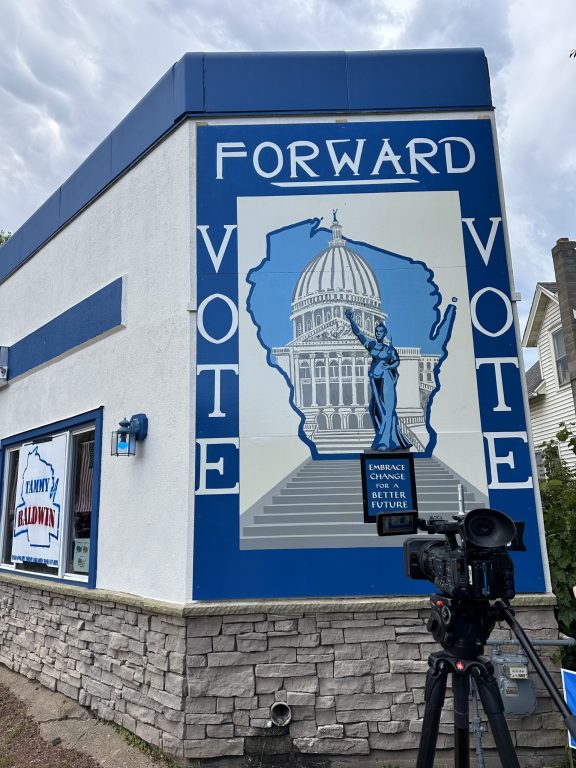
[271,213,435,454]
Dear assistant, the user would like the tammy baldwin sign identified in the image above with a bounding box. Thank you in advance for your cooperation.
[193,115,545,600]
[13,434,67,567]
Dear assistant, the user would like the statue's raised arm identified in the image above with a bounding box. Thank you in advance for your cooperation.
[344,308,372,349]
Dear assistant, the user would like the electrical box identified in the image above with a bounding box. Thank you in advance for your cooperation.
[491,648,537,716]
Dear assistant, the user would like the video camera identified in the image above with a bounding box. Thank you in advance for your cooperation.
[402,509,525,601]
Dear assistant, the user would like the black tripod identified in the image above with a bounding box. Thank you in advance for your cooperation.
[416,595,576,768]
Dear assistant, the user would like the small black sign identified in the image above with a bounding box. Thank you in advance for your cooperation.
[360,452,418,535]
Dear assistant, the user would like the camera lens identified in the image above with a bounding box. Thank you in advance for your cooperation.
[463,508,516,549]
[468,517,495,538]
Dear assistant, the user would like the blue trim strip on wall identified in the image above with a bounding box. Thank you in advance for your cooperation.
[0,49,492,285]
[0,407,103,588]
[8,278,123,380]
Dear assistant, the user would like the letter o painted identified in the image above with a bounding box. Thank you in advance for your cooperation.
[253,142,283,178]
[197,293,239,345]
[470,287,513,338]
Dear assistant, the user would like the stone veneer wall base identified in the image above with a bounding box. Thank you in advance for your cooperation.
[0,574,566,766]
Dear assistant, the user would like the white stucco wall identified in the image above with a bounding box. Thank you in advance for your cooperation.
[0,123,195,603]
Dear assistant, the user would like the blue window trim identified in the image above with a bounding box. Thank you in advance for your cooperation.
[0,49,492,286]
[0,407,103,588]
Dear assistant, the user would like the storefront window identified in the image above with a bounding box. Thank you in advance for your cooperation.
[0,418,98,583]
[66,430,95,575]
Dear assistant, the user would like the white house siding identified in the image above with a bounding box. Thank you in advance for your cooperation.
[529,299,576,468]
[0,122,195,603]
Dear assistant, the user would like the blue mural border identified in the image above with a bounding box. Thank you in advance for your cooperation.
[194,117,545,600]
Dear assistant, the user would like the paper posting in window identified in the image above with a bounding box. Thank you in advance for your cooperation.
[73,538,90,572]
[12,434,68,567]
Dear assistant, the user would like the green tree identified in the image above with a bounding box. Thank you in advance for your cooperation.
[540,435,576,667]
[0,229,10,246]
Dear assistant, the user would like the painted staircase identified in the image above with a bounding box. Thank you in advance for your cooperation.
[240,456,487,550]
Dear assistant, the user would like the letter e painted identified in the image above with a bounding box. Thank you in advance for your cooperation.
[484,432,533,490]
[196,438,239,495]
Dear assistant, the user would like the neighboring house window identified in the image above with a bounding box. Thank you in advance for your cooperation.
[534,444,561,479]
[0,412,101,585]
[552,328,570,386]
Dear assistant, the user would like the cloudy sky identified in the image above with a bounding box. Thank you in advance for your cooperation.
[0,0,575,353]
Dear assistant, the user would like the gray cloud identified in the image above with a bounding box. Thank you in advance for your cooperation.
[496,1,576,330]
[399,0,512,72]
[0,0,401,230]
[395,0,576,338]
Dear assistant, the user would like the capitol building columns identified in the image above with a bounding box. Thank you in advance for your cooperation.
[272,214,436,452]
[309,354,317,408]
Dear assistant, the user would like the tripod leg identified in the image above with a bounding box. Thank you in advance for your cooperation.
[452,671,470,768]
[472,665,521,768]
[416,657,449,768]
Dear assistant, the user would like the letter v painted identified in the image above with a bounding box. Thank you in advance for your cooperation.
[197,225,237,274]
[462,217,502,266]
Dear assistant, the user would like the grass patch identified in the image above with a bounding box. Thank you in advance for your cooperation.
[0,683,100,768]
[110,722,180,766]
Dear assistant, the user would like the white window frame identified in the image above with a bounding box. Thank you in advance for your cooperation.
[550,325,570,389]
[534,443,561,480]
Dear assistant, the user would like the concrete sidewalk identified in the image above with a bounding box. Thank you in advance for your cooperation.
[0,664,168,768]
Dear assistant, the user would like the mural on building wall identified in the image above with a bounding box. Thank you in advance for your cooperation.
[247,211,454,457]
[239,197,485,553]
[194,117,545,599]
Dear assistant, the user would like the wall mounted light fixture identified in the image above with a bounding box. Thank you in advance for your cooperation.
[111,413,148,456]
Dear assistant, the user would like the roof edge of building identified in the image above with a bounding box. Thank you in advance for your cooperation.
[0,49,492,286]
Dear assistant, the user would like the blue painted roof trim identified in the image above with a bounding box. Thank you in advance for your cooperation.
[0,49,491,284]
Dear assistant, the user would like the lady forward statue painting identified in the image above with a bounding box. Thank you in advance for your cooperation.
[345,309,412,452]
